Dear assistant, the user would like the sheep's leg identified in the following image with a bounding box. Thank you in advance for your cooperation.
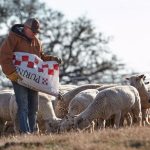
[142,109,150,126]
[9,108,19,134]
[3,121,15,134]
[119,112,132,127]
[119,116,124,127]
[113,111,121,128]
[3,121,10,133]
[0,120,6,135]
[132,110,142,127]
[131,100,142,126]
[96,118,105,129]
[89,121,95,133]
[105,116,114,128]
[125,113,132,127]
[119,112,127,127]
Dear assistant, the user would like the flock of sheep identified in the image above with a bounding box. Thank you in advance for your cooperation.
[0,74,150,135]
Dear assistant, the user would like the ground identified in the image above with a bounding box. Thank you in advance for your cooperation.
[0,126,150,150]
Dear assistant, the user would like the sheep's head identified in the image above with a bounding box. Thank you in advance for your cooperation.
[74,116,91,130]
[59,115,76,133]
[46,118,62,133]
[126,74,146,88]
[126,74,150,102]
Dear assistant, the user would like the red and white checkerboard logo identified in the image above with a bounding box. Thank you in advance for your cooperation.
[42,78,48,85]
[22,55,29,61]
[13,54,59,76]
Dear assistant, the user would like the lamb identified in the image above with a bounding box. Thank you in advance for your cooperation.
[0,91,14,134]
[63,88,103,131]
[16,92,62,133]
[68,89,99,116]
[68,84,132,127]
[60,85,142,132]
[68,84,118,116]
[54,84,102,118]
[126,74,150,126]
[0,90,62,134]
[0,85,80,134]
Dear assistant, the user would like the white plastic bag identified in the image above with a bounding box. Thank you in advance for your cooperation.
[13,52,59,96]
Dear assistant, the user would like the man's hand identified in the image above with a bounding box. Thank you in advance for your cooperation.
[7,71,22,82]
[53,56,62,64]
[42,55,62,64]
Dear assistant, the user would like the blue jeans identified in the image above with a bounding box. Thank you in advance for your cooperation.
[12,82,39,133]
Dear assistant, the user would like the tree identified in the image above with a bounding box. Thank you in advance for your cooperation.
[0,0,125,86]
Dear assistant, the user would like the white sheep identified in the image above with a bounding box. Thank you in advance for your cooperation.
[0,91,14,134]
[126,74,150,126]
[67,84,132,128]
[0,85,80,134]
[60,85,142,131]
[0,90,62,134]
[68,89,99,116]
[55,84,102,118]
[11,92,62,133]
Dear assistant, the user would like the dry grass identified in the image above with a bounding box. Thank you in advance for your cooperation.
[0,126,150,150]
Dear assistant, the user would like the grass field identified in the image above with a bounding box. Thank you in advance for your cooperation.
[0,126,150,150]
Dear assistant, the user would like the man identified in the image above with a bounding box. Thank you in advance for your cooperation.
[0,18,61,134]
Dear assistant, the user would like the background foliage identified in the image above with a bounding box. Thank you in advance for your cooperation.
[0,0,127,88]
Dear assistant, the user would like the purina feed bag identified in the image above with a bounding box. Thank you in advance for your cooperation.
[13,52,59,96]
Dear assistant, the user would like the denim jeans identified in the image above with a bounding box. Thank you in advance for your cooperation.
[12,82,39,133]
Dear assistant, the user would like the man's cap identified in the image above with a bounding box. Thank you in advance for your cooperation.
[24,18,40,33]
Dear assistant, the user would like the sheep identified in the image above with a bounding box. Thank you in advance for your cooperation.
[0,85,80,134]
[0,91,14,134]
[0,90,62,134]
[68,89,99,116]
[68,84,119,116]
[68,84,132,129]
[60,85,142,132]
[51,84,79,109]
[54,84,102,118]
[60,89,99,132]
[126,74,150,126]
[12,92,63,133]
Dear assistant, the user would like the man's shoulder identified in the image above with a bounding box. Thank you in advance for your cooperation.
[10,24,26,40]
[35,36,42,45]
[8,31,22,42]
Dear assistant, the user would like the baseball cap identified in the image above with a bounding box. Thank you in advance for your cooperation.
[24,18,40,33]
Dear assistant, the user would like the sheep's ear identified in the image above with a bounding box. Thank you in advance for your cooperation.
[57,93,64,101]
[139,74,145,79]
[145,81,149,85]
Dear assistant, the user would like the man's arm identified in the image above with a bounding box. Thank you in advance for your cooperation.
[41,52,62,64]
[0,32,18,76]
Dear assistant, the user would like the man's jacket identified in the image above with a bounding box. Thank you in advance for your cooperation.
[0,24,51,76]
